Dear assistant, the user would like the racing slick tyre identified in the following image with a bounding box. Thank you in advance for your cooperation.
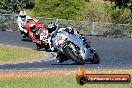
[36,43,49,51]
[36,43,42,50]
[64,46,85,65]
[90,52,100,64]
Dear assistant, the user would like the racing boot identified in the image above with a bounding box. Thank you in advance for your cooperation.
[56,53,64,63]
[21,31,26,38]
[56,58,63,63]
[56,52,68,63]
[47,45,54,52]
[56,56,68,63]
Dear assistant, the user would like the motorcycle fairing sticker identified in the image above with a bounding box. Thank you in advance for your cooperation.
[55,34,67,45]
[40,30,48,40]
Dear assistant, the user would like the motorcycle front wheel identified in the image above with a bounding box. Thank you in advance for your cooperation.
[36,43,49,51]
[64,46,85,65]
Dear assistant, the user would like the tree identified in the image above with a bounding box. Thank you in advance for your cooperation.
[107,7,132,24]
[80,1,109,22]
[0,0,35,14]
[22,0,35,9]
[33,0,85,20]
[104,0,129,8]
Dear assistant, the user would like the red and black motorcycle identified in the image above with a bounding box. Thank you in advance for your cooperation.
[35,26,50,50]
[22,19,47,41]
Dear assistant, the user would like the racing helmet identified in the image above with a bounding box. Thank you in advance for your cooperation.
[19,11,26,19]
[47,22,58,33]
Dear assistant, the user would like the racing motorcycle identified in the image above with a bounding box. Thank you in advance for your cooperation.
[51,28,100,64]
[21,19,47,41]
[20,19,35,40]
[35,27,50,50]
[35,22,58,51]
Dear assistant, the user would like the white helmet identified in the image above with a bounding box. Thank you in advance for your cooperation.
[19,11,26,18]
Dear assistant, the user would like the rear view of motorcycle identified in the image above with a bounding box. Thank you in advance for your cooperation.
[35,27,50,51]
[35,22,58,51]
[52,28,100,65]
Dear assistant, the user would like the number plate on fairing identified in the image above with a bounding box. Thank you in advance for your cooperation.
[40,30,48,41]
[55,34,67,45]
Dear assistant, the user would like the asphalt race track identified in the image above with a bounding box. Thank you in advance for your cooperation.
[0,31,132,70]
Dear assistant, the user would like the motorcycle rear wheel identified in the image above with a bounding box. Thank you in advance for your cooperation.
[36,43,42,50]
[64,46,85,65]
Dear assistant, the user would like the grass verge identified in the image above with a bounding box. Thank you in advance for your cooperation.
[0,45,43,62]
[0,69,131,88]
[1,76,131,88]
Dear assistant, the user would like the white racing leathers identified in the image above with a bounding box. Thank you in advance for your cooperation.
[48,28,66,51]
[17,16,32,33]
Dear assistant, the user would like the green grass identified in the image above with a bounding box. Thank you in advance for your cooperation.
[0,45,43,62]
[0,76,131,88]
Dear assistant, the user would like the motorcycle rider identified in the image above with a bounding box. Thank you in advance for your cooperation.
[46,23,87,63]
[17,10,32,38]
[24,18,45,44]
[46,22,58,51]
[47,22,80,51]
[17,10,45,44]
[47,22,58,33]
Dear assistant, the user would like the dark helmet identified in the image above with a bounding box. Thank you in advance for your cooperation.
[47,22,58,33]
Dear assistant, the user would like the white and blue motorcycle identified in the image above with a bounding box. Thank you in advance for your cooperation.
[51,27,100,65]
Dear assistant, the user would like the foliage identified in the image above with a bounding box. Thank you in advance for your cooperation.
[0,76,131,88]
[80,1,109,22]
[80,0,131,23]
[104,0,129,8]
[0,0,35,14]
[23,0,35,9]
[107,7,132,24]
[33,0,85,20]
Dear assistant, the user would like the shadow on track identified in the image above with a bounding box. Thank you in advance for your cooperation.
[21,39,32,42]
[51,62,92,65]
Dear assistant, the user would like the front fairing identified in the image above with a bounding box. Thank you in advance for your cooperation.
[67,34,85,49]
[52,30,95,60]
[52,30,68,48]
[67,34,95,60]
